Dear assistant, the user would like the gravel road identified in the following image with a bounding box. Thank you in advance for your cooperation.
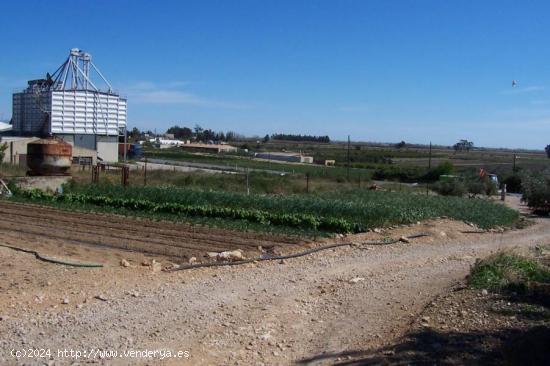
[1,199,548,365]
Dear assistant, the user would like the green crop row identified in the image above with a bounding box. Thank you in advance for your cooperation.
[19,189,360,233]
[15,183,520,235]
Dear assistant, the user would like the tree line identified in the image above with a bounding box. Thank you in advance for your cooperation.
[128,125,244,143]
[269,134,330,143]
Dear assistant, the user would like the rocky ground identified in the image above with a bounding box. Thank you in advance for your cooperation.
[0,196,549,365]
[342,284,550,365]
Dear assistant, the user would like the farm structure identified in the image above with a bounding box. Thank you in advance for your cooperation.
[0,136,97,167]
[255,151,314,164]
[11,48,126,162]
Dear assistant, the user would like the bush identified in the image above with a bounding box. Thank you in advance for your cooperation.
[484,179,498,196]
[466,179,485,197]
[521,171,550,214]
[468,252,550,293]
[461,175,498,197]
[423,161,455,182]
[372,165,425,182]
[432,179,466,196]
[502,174,522,193]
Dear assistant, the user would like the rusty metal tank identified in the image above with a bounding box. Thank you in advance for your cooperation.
[27,138,72,176]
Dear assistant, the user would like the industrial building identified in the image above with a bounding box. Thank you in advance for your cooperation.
[254,152,314,164]
[11,48,126,162]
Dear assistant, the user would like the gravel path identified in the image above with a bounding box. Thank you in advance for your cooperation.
[1,200,549,365]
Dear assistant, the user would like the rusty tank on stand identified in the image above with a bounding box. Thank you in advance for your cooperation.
[27,138,72,176]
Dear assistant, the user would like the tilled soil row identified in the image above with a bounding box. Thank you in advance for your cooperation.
[0,201,308,259]
[0,201,302,245]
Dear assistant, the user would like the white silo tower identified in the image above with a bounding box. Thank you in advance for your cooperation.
[12,48,127,162]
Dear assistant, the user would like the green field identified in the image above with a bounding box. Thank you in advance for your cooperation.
[142,140,549,187]
[12,183,519,236]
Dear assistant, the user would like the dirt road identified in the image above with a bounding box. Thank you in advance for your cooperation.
[1,198,549,365]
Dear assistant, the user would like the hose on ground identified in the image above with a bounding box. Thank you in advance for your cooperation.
[172,233,430,271]
[359,233,430,246]
[0,243,103,268]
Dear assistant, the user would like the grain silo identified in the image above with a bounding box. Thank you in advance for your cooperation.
[12,48,127,162]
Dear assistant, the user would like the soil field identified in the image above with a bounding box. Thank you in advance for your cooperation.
[0,200,307,262]
[1,196,548,365]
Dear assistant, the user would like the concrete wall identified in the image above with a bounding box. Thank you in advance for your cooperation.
[59,134,118,163]
[10,176,70,193]
[255,152,313,164]
[72,146,98,165]
[97,135,119,163]
[0,137,39,164]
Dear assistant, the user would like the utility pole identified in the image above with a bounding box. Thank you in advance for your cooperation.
[347,135,351,181]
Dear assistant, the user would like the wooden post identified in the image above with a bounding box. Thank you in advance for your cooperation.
[122,166,129,186]
[92,165,99,183]
[246,168,250,195]
[144,158,148,186]
[306,172,310,193]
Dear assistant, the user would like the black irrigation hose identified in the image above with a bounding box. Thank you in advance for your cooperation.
[171,233,431,271]
[0,243,103,268]
[360,233,430,246]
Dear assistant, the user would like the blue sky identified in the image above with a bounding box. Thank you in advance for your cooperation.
[1,0,550,149]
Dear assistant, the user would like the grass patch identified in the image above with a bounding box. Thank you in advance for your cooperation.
[469,253,550,293]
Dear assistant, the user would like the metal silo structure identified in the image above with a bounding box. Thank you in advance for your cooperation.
[12,48,127,162]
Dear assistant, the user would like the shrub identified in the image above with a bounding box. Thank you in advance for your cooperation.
[461,175,497,197]
[502,174,522,193]
[521,170,550,214]
[432,179,466,196]
[372,165,425,182]
[423,161,455,182]
[468,252,550,293]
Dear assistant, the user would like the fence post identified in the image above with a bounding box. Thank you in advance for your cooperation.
[121,166,129,187]
[246,168,250,195]
[92,165,99,183]
[144,158,147,186]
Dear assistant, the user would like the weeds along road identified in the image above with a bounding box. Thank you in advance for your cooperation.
[1,200,549,365]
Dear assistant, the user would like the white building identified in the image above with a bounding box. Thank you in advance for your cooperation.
[11,48,126,162]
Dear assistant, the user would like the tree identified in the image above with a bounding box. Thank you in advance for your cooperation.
[262,134,270,143]
[396,140,406,149]
[545,144,550,158]
[128,127,141,141]
[454,139,474,152]
[521,170,550,214]
[166,125,193,140]
[270,133,330,143]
